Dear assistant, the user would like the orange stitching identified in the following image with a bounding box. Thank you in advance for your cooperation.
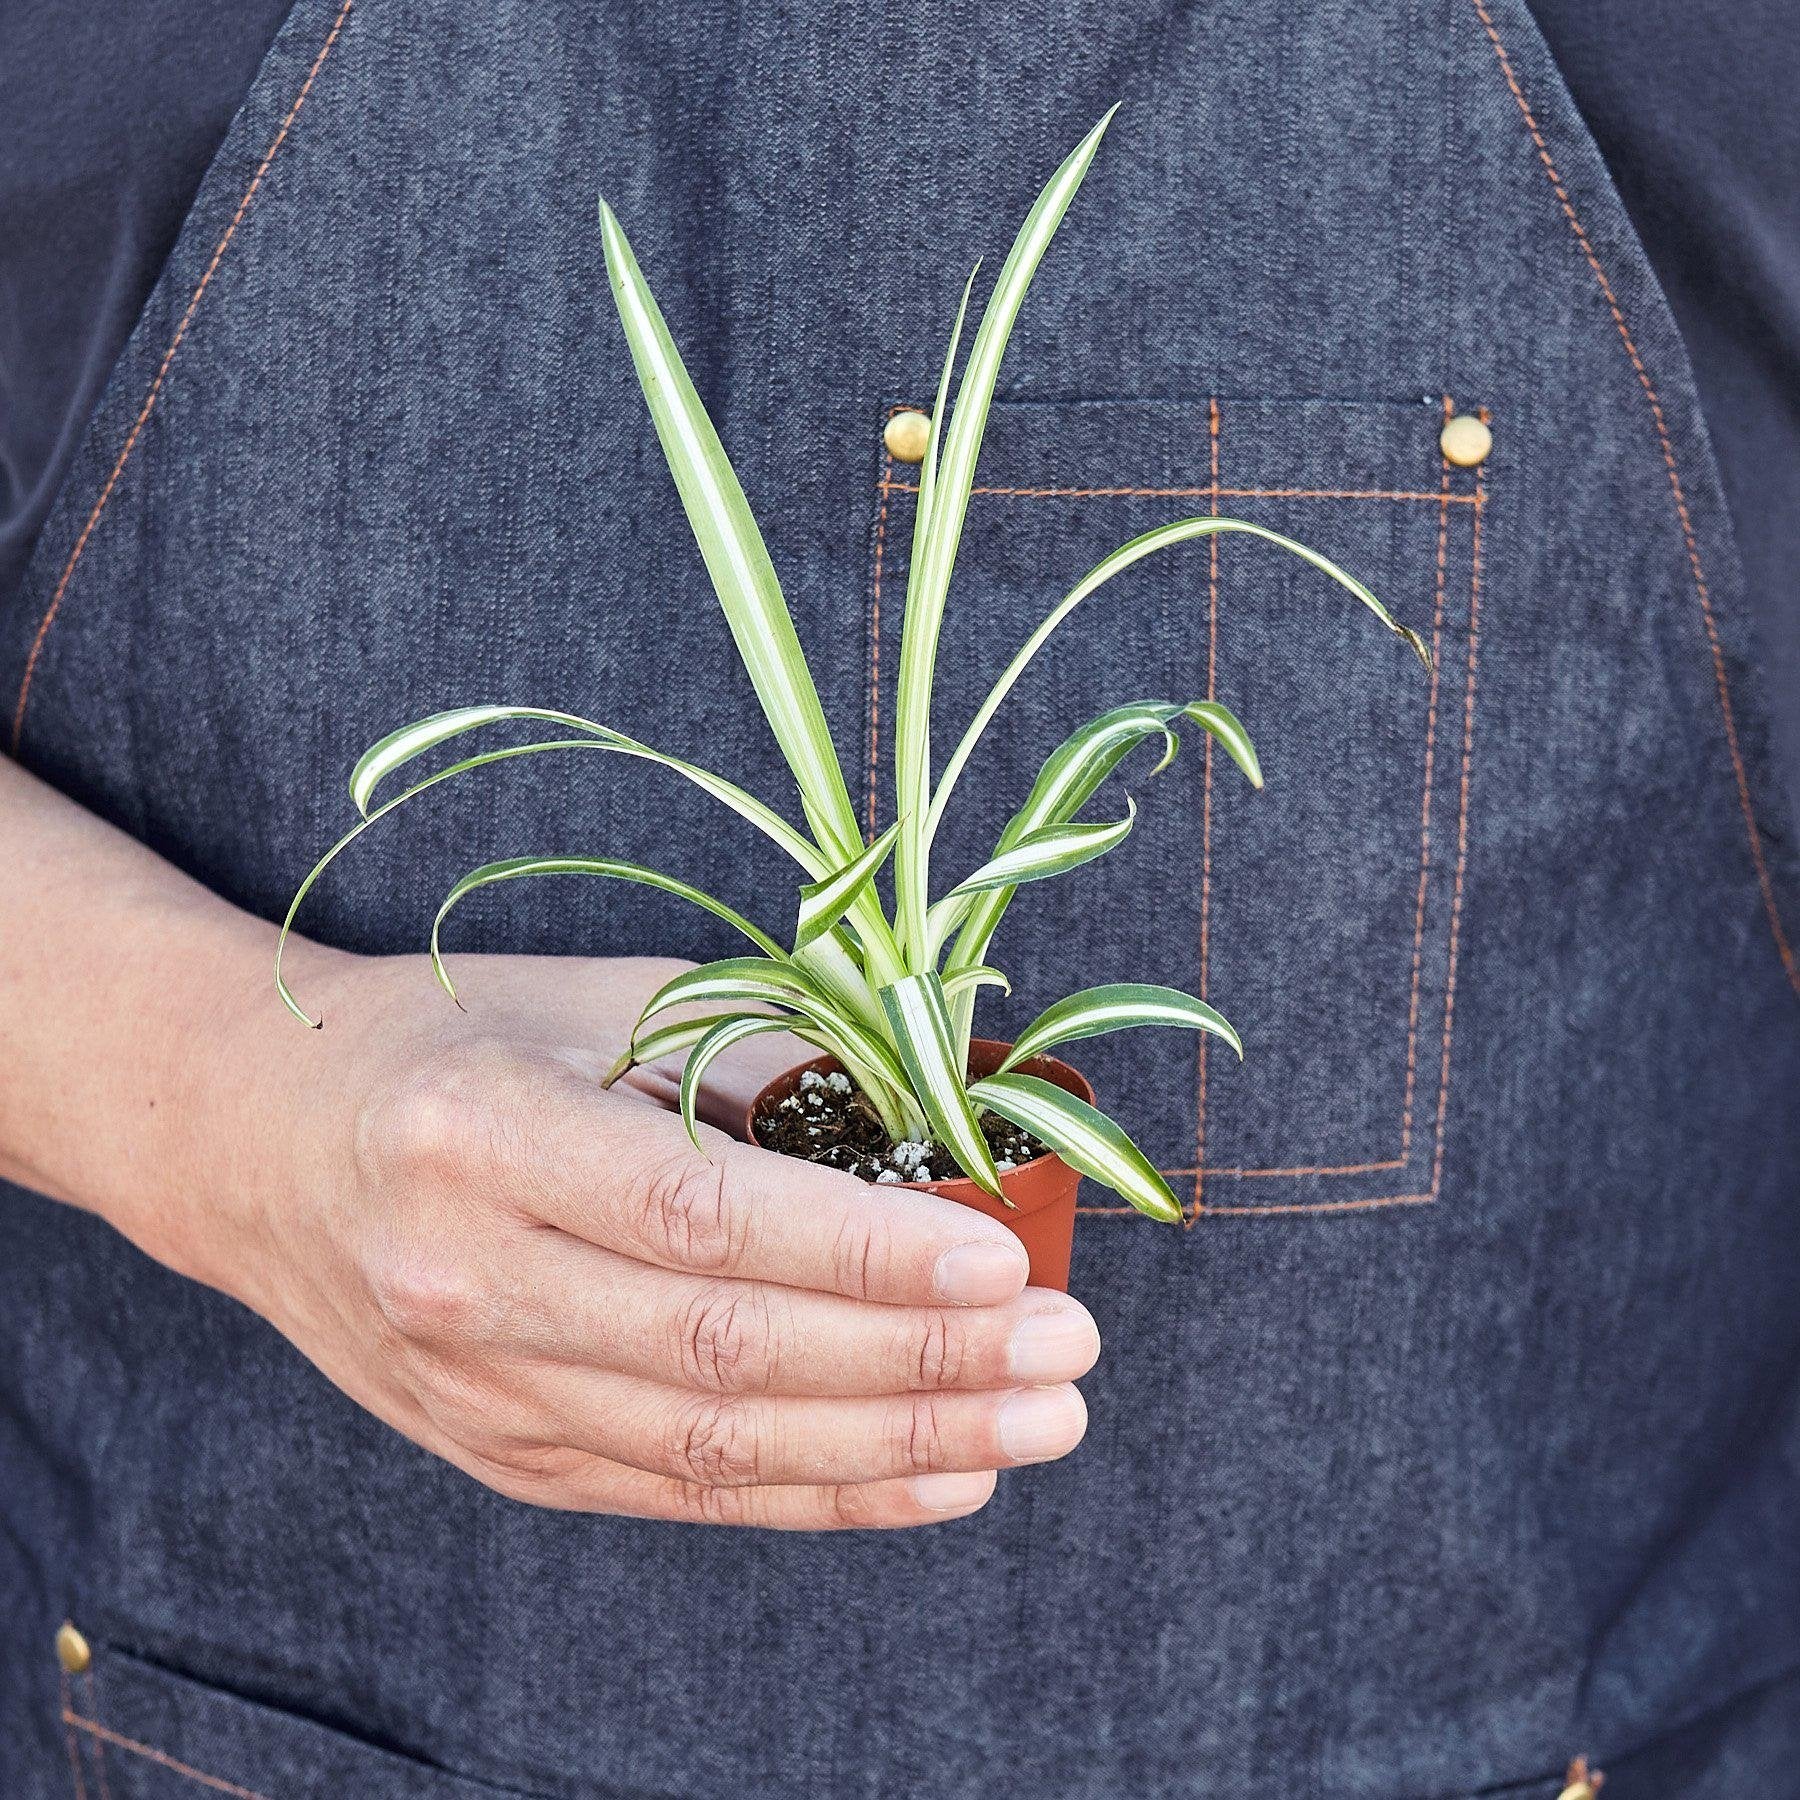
[878,479,1474,504]
[10,0,357,753]
[63,1715,274,1800]
[1084,1188,1437,1217]
[1180,1157,1407,1179]
[1431,471,1484,1196]
[1190,398,1222,1224]
[1399,403,1456,1157]
[60,1669,90,1800]
[83,1672,113,1800]
[1470,0,1797,995]
[1199,1191,1436,1217]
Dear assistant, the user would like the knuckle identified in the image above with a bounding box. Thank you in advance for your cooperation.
[909,1312,967,1390]
[822,1482,888,1530]
[670,1395,764,1488]
[899,1395,953,1474]
[677,1283,775,1394]
[368,1251,491,1348]
[829,1209,894,1301]
[463,1439,585,1505]
[636,1153,746,1274]
[361,1042,520,1183]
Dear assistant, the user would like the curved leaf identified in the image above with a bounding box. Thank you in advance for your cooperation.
[679,1016,797,1154]
[941,964,1011,1002]
[428,856,785,1004]
[927,800,1136,960]
[939,701,1259,1031]
[277,738,617,1026]
[603,1009,766,1088]
[880,973,1003,1197]
[795,818,903,950]
[929,515,1424,838]
[638,959,914,1102]
[999,982,1242,1073]
[967,1071,1182,1222]
[346,703,828,875]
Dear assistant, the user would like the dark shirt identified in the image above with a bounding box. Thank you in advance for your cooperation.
[3,2,1796,807]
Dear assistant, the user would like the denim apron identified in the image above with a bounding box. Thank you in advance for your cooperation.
[5,0,1799,1793]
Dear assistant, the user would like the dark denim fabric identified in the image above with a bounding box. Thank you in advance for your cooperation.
[4,0,1799,1794]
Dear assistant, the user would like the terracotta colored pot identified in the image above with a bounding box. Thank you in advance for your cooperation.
[746,1038,1093,1292]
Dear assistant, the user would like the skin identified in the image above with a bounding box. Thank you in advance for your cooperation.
[0,757,1099,1529]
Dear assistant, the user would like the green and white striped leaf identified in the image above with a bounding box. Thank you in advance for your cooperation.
[927,801,1136,959]
[999,983,1242,1073]
[599,203,863,866]
[636,956,820,1023]
[639,959,914,1101]
[947,799,1136,899]
[930,515,1422,836]
[938,703,1259,998]
[346,704,828,874]
[941,964,1010,1003]
[967,1072,1182,1223]
[679,1015,796,1153]
[795,818,902,950]
[906,264,980,597]
[427,856,785,1004]
[879,973,1002,1196]
[1179,701,1262,789]
[277,737,637,1026]
[603,1010,765,1088]
[893,112,1117,956]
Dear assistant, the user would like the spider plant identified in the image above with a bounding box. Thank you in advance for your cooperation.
[276,110,1426,1222]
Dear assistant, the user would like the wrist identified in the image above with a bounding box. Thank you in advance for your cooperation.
[110,921,364,1299]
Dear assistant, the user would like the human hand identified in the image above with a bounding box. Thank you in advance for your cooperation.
[185,951,1098,1529]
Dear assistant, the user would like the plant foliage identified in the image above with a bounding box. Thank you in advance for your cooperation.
[278,112,1428,1218]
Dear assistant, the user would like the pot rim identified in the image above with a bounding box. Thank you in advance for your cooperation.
[745,1038,1092,1199]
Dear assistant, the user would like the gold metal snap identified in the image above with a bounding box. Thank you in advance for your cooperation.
[55,1621,91,1674]
[1440,411,1493,468]
[883,409,932,465]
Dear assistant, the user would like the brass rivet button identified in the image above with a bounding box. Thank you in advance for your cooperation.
[883,409,932,464]
[1440,411,1493,468]
[55,1621,91,1674]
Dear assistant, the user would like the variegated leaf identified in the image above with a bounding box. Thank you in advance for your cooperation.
[967,1071,1182,1222]
[679,1015,796,1153]
[893,112,1117,958]
[600,204,864,866]
[999,982,1242,1072]
[930,514,1422,835]
[880,973,1002,1197]
[430,856,785,1004]
[795,818,903,950]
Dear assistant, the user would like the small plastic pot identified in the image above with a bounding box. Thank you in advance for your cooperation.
[746,1038,1093,1292]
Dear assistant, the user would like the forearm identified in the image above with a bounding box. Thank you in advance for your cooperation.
[0,756,343,1277]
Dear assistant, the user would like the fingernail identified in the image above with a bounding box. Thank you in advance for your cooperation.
[1009,1308,1101,1383]
[934,1240,1029,1305]
[998,1385,1087,1464]
[912,1470,995,1513]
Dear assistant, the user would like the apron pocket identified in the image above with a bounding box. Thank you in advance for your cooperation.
[59,1641,585,1800]
[863,394,1484,1218]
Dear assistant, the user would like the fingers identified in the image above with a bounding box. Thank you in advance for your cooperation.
[502,1365,1089,1489]
[451,1438,1000,1529]
[517,1071,1034,1305]
[505,1235,1100,1397]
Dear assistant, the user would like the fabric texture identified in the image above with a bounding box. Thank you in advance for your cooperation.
[5,0,1797,819]
[2,0,1798,1794]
